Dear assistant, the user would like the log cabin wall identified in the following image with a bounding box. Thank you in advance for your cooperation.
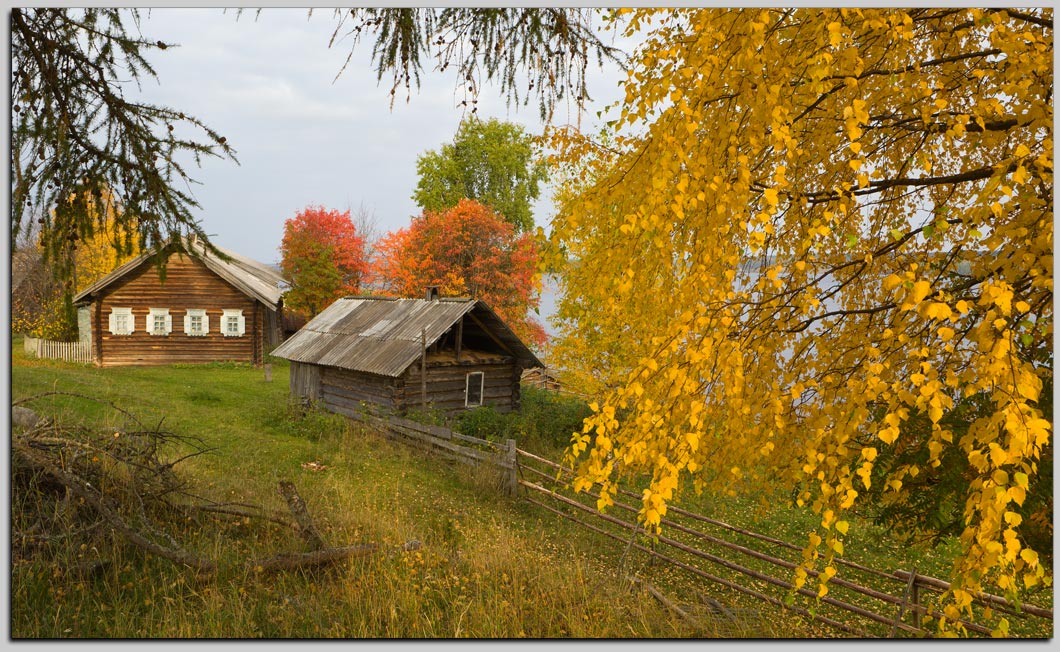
[319,366,401,416]
[94,253,263,366]
[401,360,519,414]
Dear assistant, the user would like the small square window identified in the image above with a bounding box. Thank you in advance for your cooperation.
[184,309,209,336]
[222,309,245,337]
[109,307,134,335]
[148,308,171,336]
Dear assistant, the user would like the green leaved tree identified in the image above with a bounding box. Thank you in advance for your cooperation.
[412,117,548,233]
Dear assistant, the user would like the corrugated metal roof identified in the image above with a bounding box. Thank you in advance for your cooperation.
[73,236,283,309]
[271,296,543,377]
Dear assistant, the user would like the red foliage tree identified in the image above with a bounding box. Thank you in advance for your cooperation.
[372,199,545,348]
[279,206,368,317]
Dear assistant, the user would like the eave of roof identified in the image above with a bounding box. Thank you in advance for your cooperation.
[73,236,283,309]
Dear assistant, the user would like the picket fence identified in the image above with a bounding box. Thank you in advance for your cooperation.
[23,336,92,364]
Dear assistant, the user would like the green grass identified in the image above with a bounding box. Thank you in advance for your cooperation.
[14,338,1048,638]
[11,340,750,638]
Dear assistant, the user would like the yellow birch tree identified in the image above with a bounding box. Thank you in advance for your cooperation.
[545,8,1051,633]
[71,186,142,294]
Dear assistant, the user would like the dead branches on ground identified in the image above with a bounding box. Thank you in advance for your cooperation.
[12,393,421,580]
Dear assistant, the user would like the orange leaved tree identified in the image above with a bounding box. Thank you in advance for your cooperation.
[372,198,545,348]
[279,206,369,318]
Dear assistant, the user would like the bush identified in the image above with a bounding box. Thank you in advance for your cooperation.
[515,386,593,452]
[455,405,512,443]
[266,398,351,443]
[446,386,592,455]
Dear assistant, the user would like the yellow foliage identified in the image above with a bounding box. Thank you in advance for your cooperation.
[70,187,142,293]
[547,8,1051,636]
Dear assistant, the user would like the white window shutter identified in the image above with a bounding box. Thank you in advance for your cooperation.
[184,313,191,335]
[164,313,172,334]
[108,312,117,334]
[203,313,210,334]
[237,314,246,336]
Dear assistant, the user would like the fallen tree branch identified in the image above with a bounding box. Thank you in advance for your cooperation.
[250,540,423,574]
[13,442,216,575]
[278,480,326,551]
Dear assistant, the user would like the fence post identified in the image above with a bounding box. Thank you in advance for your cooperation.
[910,571,921,632]
[505,439,518,498]
[892,567,919,637]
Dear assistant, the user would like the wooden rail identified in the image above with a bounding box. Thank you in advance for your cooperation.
[514,447,1051,639]
[342,410,1051,638]
[347,412,518,496]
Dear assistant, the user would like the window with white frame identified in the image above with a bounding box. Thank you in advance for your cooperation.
[148,308,172,336]
[108,307,134,335]
[465,372,485,407]
[222,309,246,337]
[184,309,209,336]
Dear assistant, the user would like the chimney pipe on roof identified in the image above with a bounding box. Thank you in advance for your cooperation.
[425,286,439,301]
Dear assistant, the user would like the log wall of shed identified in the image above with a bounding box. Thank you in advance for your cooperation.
[93,254,266,366]
[320,366,401,415]
[402,360,521,414]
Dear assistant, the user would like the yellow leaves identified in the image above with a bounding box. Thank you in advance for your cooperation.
[909,280,932,304]
[921,302,953,321]
[878,426,899,445]
[856,462,873,489]
[547,9,1052,617]
[1019,548,1039,567]
[979,281,1015,315]
[827,21,844,47]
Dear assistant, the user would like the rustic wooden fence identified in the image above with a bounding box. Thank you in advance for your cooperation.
[348,412,518,497]
[342,409,1051,638]
[514,448,1053,639]
[23,336,92,364]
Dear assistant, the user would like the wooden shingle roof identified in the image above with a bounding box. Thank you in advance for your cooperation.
[271,296,543,377]
[73,236,283,309]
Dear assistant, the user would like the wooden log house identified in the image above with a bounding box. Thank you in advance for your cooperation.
[73,236,285,366]
[271,291,544,416]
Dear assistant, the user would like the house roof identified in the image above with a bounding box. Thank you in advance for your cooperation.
[270,296,544,377]
[73,236,283,309]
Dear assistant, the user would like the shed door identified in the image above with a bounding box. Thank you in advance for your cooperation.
[292,362,321,401]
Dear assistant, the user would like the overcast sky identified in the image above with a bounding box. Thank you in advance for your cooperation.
[127,8,630,269]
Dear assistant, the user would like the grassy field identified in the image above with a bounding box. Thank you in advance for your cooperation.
[11,339,796,638]
[11,339,1050,638]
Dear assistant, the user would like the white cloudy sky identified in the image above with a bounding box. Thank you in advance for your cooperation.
[126,8,631,268]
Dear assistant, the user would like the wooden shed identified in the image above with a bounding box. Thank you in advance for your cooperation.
[271,294,544,416]
[73,236,284,367]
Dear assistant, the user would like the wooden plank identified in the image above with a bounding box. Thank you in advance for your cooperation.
[893,570,1052,620]
[387,420,507,453]
[466,311,515,356]
[322,389,396,413]
[388,416,454,440]
[386,427,504,465]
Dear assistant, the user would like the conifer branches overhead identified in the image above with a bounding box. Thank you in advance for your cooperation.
[327,8,626,119]
[11,8,235,268]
